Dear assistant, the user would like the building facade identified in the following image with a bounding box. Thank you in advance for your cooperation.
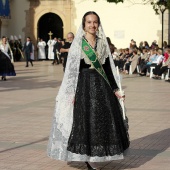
[0,0,169,49]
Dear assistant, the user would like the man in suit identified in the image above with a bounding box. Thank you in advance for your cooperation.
[23,37,33,67]
[52,37,59,65]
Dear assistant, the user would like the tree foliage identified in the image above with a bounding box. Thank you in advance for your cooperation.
[150,0,170,14]
[94,0,124,3]
[94,0,170,14]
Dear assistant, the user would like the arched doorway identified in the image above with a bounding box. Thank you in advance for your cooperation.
[37,12,63,42]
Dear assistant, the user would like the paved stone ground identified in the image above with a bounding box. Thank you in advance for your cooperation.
[0,61,170,170]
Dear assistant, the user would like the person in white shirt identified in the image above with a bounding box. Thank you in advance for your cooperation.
[47,39,54,60]
[37,38,46,60]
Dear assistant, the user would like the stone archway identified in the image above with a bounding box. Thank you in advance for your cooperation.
[37,12,63,42]
[34,8,70,45]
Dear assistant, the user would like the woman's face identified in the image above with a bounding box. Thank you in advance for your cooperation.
[84,14,99,35]
[2,38,6,44]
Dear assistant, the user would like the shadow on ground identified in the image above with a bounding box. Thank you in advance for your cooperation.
[69,128,170,169]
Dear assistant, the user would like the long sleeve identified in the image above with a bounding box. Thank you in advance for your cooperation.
[30,43,33,53]
[102,57,118,91]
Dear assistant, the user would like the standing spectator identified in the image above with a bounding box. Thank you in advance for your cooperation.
[23,37,33,67]
[52,37,59,65]
[14,36,23,61]
[57,38,62,63]
[60,32,74,71]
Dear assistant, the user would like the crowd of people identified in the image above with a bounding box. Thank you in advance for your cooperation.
[0,33,75,80]
[25,34,74,71]
[109,39,170,82]
[0,31,170,83]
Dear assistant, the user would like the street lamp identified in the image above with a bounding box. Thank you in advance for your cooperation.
[157,0,167,52]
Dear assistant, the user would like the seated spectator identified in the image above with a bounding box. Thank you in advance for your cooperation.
[163,41,168,52]
[152,50,164,76]
[151,40,159,49]
[139,48,150,73]
[118,48,124,56]
[139,49,157,76]
[153,48,170,79]
[138,41,144,52]
[131,40,138,50]
[147,49,163,76]
[143,41,150,49]
[118,48,130,71]
[109,43,119,67]
[124,49,139,74]
[129,39,134,49]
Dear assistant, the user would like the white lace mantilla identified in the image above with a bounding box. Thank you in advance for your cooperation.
[0,44,10,59]
[47,24,124,162]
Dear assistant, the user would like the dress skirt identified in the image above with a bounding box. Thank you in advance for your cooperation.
[0,52,16,77]
[47,68,129,162]
[67,68,129,158]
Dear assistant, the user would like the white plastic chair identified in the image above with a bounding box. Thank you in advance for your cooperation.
[150,66,155,78]
[161,68,170,80]
[136,65,140,73]
[129,65,132,75]
[165,68,170,80]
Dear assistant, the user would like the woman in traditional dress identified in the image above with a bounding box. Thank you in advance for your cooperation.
[0,36,16,81]
[47,11,130,170]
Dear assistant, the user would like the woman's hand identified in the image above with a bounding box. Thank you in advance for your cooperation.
[115,91,125,101]
[72,98,75,104]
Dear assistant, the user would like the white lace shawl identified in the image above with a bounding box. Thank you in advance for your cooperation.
[81,37,108,65]
[47,24,123,162]
[0,43,10,59]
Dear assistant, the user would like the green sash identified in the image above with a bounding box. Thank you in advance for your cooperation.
[82,38,111,88]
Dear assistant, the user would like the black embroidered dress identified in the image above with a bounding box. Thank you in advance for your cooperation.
[0,45,16,77]
[67,38,129,158]
[47,36,129,162]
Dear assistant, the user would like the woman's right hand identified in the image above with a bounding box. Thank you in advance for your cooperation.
[72,98,75,104]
